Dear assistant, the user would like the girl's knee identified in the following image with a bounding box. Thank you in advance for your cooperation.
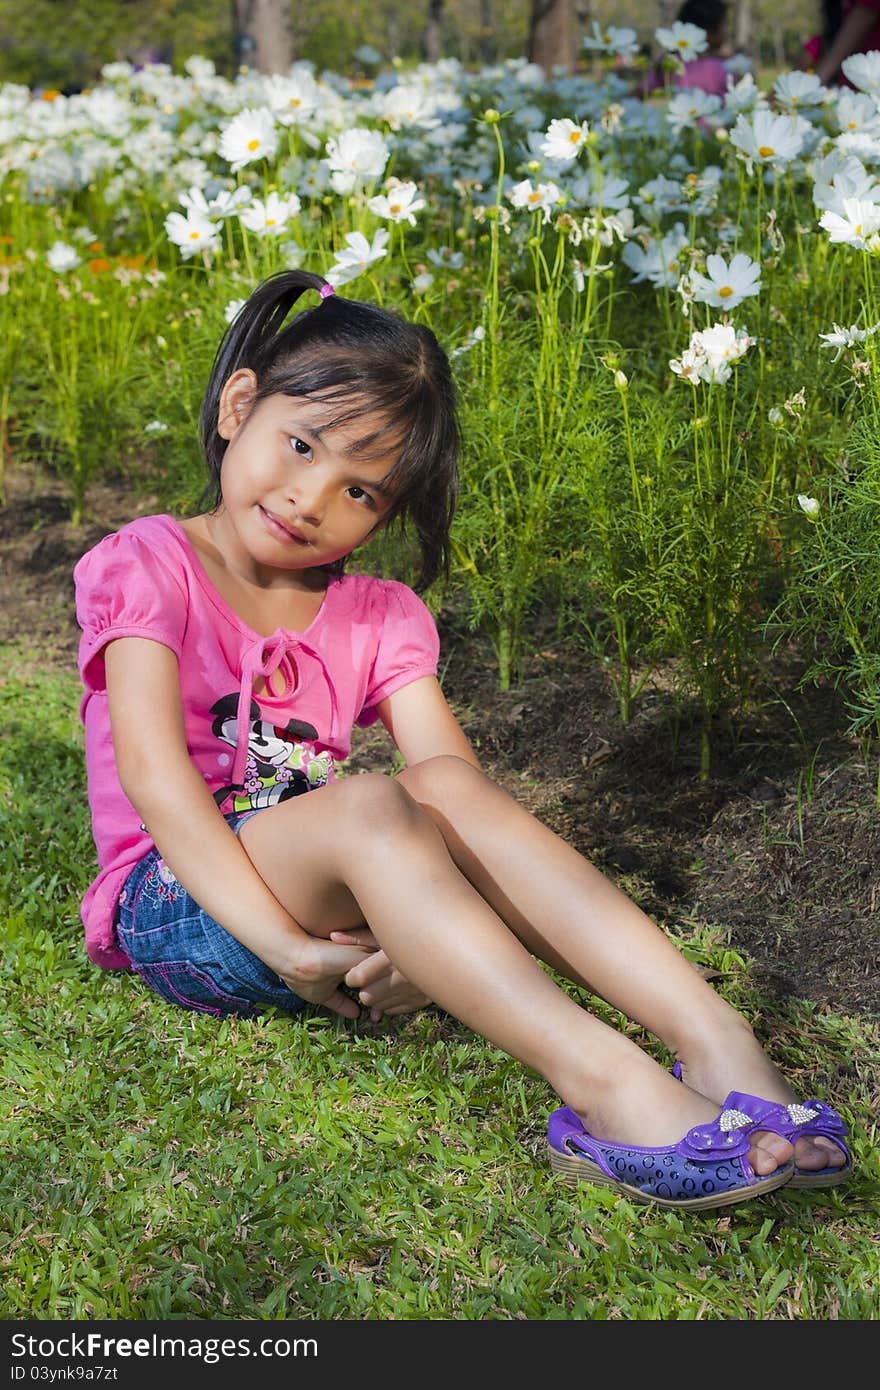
[334,770,429,839]
[397,754,485,807]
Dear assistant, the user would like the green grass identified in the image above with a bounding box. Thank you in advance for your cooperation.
[1,645,878,1320]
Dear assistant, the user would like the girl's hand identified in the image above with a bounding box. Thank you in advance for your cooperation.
[277,937,375,1020]
[330,928,433,1021]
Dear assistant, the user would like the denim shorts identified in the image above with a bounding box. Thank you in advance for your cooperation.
[114,811,308,1020]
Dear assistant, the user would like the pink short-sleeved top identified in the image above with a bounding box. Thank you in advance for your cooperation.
[74,513,440,969]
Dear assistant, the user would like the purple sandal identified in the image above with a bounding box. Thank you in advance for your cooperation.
[671,1064,852,1190]
[716,1091,852,1190]
[548,1101,794,1210]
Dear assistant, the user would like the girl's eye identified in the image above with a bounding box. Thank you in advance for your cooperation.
[347,486,375,508]
[290,436,312,457]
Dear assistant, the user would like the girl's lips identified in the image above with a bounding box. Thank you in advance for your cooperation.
[260,507,309,545]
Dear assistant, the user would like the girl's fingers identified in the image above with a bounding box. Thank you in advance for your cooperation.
[330,928,379,949]
[325,989,362,1020]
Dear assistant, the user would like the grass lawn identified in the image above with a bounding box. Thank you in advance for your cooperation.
[1,646,877,1320]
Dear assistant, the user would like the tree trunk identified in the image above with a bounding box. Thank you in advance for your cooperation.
[231,0,292,74]
[528,0,574,75]
[424,0,444,62]
[479,0,496,65]
[733,0,754,54]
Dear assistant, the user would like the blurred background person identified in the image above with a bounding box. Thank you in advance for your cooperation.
[805,1,880,84]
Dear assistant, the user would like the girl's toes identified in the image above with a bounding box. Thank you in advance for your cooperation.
[795,1135,847,1171]
[749,1130,794,1175]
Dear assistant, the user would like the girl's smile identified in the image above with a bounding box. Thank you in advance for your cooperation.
[259,505,312,546]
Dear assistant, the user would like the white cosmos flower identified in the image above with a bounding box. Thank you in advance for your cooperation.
[265,72,320,127]
[666,89,723,136]
[670,323,755,385]
[184,56,216,80]
[841,50,880,95]
[581,22,639,59]
[729,109,811,172]
[773,70,830,110]
[325,127,390,194]
[224,298,246,324]
[834,129,880,160]
[239,190,301,237]
[811,153,880,213]
[688,251,761,309]
[636,174,690,220]
[377,84,442,130]
[797,494,821,517]
[724,72,764,114]
[325,228,390,287]
[427,247,464,270]
[819,197,880,247]
[833,90,880,137]
[450,325,485,358]
[179,184,252,220]
[508,178,564,223]
[540,117,591,162]
[144,420,169,433]
[219,107,279,172]
[46,241,81,273]
[568,170,630,211]
[164,208,222,259]
[622,223,689,288]
[818,320,880,359]
[655,22,709,62]
[367,179,426,225]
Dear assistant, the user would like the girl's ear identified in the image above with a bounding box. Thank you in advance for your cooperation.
[217,369,258,440]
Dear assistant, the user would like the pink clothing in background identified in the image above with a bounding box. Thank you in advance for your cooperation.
[74,513,439,970]
[642,54,730,98]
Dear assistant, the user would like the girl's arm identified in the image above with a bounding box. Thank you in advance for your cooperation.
[375,675,481,769]
[104,636,370,1018]
[816,4,879,83]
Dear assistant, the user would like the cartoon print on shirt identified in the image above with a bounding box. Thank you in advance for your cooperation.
[210,694,334,812]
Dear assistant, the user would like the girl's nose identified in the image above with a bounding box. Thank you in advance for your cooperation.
[290,480,324,525]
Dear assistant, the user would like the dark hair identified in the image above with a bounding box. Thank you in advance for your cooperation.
[199,269,460,591]
[676,0,728,33]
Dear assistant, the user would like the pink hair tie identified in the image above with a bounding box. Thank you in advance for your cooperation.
[319,283,335,300]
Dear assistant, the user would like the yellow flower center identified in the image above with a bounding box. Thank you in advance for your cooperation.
[528,191,542,204]
[757,144,775,157]
[290,98,301,107]
[247,138,260,151]
[856,223,863,234]
[390,203,401,214]
[718,285,733,298]
[266,218,276,226]
[569,130,581,144]
[848,121,857,129]
[189,231,200,240]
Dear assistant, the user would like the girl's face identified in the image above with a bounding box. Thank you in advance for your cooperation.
[213,369,397,585]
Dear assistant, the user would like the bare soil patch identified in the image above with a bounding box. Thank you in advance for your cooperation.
[3,460,877,1019]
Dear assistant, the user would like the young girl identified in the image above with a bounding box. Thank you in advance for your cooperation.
[74,270,852,1210]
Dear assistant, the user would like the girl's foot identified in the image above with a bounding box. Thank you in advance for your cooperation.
[674,1023,848,1175]
[568,1056,794,1179]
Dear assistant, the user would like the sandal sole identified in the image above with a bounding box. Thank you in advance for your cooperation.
[548,1144,794,1209]
[787,1165,853,1191]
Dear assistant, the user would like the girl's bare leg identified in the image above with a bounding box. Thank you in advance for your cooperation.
[395,757,846,1173]
[240,772,792,1174]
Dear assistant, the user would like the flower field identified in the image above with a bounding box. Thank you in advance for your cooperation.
[3,24,880,778]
